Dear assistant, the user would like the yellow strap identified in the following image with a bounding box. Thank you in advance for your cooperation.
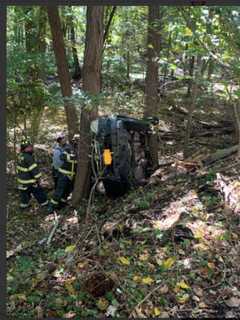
[34,172,42,179]
[17,178,36,184]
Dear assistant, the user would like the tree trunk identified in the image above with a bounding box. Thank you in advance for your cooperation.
[187,56,195,97]
[24,6,46,143]
[47,6,78,139]
[38,7,47,53]
[69,8,82,81]
[103,6,117,49]
[206,8,214,82]
[184,81,198,158]
[232,103,240,158]
[72,6,104,206]
[126,49,130,80]
[144,5,161,169]
[184,55,199,159]
[30,7,47,143]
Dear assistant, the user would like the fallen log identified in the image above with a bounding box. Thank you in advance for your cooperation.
[202,145,238,166]
[191,127,234,138]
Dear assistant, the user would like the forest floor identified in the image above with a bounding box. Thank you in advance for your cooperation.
[7,98,240,319]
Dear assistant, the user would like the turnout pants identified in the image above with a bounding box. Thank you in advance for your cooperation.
[52,167,60,189]
[50,173,74,208]
[19,184,48,208]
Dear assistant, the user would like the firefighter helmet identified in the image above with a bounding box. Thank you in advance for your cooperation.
[56,132,65,141]
[20,137,32,150]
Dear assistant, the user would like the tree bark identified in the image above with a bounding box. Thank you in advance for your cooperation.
[69,8,82,81]
[232,103,240,158]
[184,80,198,158]
[72,6,104,206]
[187,56,195,97]
[103,6,117,49]
[144,5,161,169]
[24,7,46,143]
[47,6,78,139]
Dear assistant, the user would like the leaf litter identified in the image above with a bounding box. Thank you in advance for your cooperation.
[7,111,240,319]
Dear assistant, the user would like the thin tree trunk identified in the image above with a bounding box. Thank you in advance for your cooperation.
[30,6,47,143]
[103,6,117,48]
[69,8,82,80]
[187,56,195,97]
[72,6,104,206]
[184,81,198,158]
[38,7,47,53]
[184,55,196,158]
[126,49,130,80]
[144,5,161,169]
[47,6,78,139]
[233,103,240,158]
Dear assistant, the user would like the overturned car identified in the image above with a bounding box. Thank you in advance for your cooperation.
[90,115,158,198]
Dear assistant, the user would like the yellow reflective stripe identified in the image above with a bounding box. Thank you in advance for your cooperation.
[34,173,42,179]
[18,185,28,190]
[66,154,77,163]
[51,199,58,205]
[40,200,48,206]
[17,178,36,184]
[17,166,29,172]
[20,203,29,208]
[59,168,75,176]
[29,163,38,171]
[17,163,38,172]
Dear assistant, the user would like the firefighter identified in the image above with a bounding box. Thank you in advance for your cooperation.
[48,140,78,213]
[17,137,48,210]
[52,132,71,189]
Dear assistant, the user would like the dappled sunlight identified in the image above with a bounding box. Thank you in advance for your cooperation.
[152,189,206,231]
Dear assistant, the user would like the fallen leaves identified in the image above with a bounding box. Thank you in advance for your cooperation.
[9,294,27,303]
[175,280,190,291]
[64,279,76,296]
[63,311,77,319]
[97,297,109,311]
[65,245,76,253]
[161,257,176,270]
[152,307,161,316]
[225,296,240,308]
[141,276,154,285]
[176,293,190,304]
[117,256,130,266]
[7,138,240,319]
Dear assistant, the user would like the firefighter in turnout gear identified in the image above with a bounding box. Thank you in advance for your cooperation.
[48,141,77,213]
[52,132,71,189]
[17,138,48,210]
